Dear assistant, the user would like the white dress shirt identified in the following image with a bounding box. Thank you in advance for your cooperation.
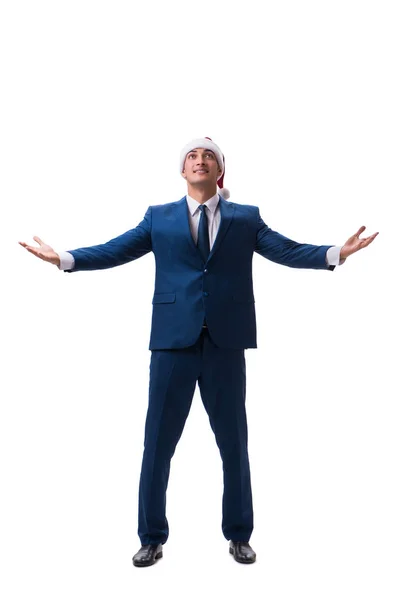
[57,193,343,270]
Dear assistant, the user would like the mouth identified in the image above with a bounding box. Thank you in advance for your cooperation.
[194,169,209,174]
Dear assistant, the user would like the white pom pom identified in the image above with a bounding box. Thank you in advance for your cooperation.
[219,187,230,200]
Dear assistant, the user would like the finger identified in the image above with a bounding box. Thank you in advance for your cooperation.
[26,247,42,257]
[362,232,379,242]
[20,243,35,251]
[355,226,366,238]
[361,233,379,247]
[33,236,45,246]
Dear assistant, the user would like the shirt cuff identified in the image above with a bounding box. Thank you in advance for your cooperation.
[326,246,345,266]
[58,251,75,271]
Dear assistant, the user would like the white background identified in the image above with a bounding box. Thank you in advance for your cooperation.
[1,0,398,598]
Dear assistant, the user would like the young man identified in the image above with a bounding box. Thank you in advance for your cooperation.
[19,137,378,567]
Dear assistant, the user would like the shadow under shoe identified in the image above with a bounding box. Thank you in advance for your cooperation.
[132,544,163,567]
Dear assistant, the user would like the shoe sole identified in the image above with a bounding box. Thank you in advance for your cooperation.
[133,551,163,567]
[229,547,256,563]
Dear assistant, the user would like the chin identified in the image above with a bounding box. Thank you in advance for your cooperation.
[190,179,209,186]
[195,175,213,184]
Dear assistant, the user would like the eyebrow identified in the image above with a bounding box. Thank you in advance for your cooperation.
[187,149,216,155]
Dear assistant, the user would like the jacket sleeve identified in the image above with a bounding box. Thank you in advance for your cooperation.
[255,209,335,271]
[65,206,152,272]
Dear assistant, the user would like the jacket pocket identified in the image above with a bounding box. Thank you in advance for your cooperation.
[152,292,176,304]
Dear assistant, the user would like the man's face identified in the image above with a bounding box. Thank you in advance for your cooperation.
[182,148,222,186]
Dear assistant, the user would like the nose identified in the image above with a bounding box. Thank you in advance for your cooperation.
[196,156,206,166]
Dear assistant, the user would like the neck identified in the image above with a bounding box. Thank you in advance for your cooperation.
[187,183,218,204]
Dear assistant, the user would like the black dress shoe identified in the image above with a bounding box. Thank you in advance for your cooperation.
[229,541,256,564]
[132,544,163,567]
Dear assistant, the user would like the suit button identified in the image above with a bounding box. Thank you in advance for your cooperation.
[204,269,208,273]
[203,292,209,297]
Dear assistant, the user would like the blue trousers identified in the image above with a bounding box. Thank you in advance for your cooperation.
[137,328,254,545]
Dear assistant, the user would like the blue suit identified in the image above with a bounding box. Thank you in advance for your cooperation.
[66,196,334,349]
[65,195,335,545]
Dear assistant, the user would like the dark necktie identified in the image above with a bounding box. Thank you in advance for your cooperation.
[197,204,210,263]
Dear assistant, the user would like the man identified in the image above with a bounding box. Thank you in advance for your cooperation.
[19,137,378,567]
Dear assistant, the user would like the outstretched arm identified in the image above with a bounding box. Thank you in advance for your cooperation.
[19,207,153,273]
[62,206,153,272]
[255,210,335,270]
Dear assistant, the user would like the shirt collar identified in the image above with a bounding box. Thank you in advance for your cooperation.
[186,192,220,216]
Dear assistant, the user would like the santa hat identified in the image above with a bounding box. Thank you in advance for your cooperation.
[180,137,230,199]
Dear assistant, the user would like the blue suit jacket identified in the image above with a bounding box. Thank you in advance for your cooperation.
[65,195,335,349]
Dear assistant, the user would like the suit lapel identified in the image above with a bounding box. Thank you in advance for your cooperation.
[207,196,235,263]
[175,196,202,259]
[173,195,235,263]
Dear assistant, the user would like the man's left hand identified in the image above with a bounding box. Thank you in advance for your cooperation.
[340,226,379,260]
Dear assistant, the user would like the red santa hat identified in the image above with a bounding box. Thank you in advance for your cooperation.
[180,137,230,199]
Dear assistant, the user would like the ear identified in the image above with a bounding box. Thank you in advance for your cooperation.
[181,170,187,179]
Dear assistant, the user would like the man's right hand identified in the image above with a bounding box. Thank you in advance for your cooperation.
[18,236,61,266]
